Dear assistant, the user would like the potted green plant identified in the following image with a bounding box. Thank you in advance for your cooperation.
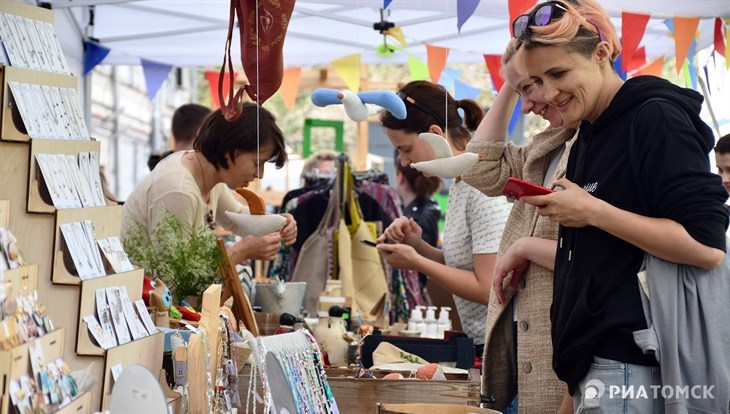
[123,208,226,304]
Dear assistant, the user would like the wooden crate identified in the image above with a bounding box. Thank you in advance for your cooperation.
[237,366,481,414]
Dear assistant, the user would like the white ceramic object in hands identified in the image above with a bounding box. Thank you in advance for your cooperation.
[410,132,479,179]
[224,211,287,238]
[339,90,378,122]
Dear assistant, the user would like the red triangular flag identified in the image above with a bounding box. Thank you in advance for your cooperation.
[715,18,726,58]
[483,54,505,92]
[508,0,538,36]
[626,46,647,73]
[674,17,700,73]
[205,70,239,109]
[621,12,650,72]
[425,43,449,83]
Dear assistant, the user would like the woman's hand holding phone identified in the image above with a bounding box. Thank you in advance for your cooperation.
[524,178,602,228]
[377,217,422,247]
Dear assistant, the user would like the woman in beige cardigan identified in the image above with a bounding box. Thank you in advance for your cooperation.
[462,40,577,414]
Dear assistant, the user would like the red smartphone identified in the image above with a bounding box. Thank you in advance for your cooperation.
[501,177,554,199]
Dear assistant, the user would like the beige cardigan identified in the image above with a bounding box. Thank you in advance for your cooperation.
[462,127,576,413]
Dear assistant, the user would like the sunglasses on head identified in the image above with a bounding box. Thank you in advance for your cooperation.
[512,1,603,41]
[396,91,445,129]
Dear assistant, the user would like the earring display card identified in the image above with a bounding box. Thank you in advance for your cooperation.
[7,82,91,140]
[95,289,118,348]
[82,315,114,350]
[79,152,106,206]
[105,287,131,345]
[59,220,106,280]
[36,153,105,209]
[135,299,158,335]
[97,236,134,273]
[0,13,71,74]
[118,287,149,341]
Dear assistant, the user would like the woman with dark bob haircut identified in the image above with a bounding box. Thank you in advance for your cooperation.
[122,102,297,265]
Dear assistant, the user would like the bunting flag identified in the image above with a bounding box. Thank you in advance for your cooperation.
[331,53,362,92]
[385,27,407,47]
[635,56,664,77]
[384,0,393,9]
[613,52,628,80]
[83,41,111,75]
[205,70,239,108]
[673,17,700,73]
[439,67,463,91]
[425,43,449,83]
[627,46,647,73]
[454,78,482,101]
[483,54,505,92]
[703,64,710,94]
[278,67,302,110]
[407,54,429,81]
[140,58,173,101]
[508,97,521,135]
[457,0,480,33]
[508,0,538,36]
[725,18,730,68]
[621,12,650,72]
[714,18,726,57]
[683,60,698,90]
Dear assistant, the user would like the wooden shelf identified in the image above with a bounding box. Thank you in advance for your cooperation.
[76,268,144,356]
[0,263,38,292]
[100,332,164,411]
[0,2,53,23]
[0,200,8,227]
[56,391,92,414]
[51,205,122,285]
[0,328,65,398]
[0,66,77,143]
[28,138,111,214]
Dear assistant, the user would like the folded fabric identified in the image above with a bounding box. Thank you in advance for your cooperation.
[372,342,428,366]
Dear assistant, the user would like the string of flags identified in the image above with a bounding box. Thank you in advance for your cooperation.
[83,2,728,105]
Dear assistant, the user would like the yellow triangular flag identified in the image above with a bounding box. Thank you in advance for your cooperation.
[278,67,301,110]
[407,54,429,81]
[331,54,361,92]
[385,27,407,47]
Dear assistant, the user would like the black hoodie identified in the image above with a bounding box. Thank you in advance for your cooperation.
[552,76,729,393]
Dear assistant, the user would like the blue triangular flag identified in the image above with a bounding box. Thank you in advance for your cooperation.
[83,41,110,75]
[688,63,698,90]
[454,78,482,101]
[664,19,674,34]
[457,0,480,33]
[439,67,463,91]
[613,52,628,80]
[703,64,711,94]
[384,0,393,9]
[140,58,173,101]
[508,97,521,135]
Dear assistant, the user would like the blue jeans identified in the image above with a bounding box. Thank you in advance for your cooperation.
[573,356,664,413]
[501,395,518,414]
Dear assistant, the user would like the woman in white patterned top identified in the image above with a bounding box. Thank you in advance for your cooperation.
[376,81,512,351]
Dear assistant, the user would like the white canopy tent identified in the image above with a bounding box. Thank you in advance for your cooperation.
[45,0,730,68]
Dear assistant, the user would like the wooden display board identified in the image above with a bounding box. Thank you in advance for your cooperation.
[0,200,9,227]
[56,391,93,414]
[0,263,38,293]
[51,205,122,285]
[0,2,53,23]
[75,269,144,356]
[0,66,77,143]
[0,328,65,414]
[28,138,106,213]
[100,332,164,411]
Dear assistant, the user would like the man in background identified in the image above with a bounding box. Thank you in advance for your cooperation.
[147,103,211,170]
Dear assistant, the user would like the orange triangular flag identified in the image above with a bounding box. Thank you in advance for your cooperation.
[278,67,301,110]
[673,17,700,73]
[425,43,449,83]
[635,56,664,77]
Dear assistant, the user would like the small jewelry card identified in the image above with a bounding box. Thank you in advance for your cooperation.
[105,287,131,345]
[97,236,134,273]
[135,299,158,335]
[95,289,118,347]
[118,287,148,340]
[83,315,114,349]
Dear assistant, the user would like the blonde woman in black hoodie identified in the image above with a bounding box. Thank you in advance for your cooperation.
[491,0,728,412]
